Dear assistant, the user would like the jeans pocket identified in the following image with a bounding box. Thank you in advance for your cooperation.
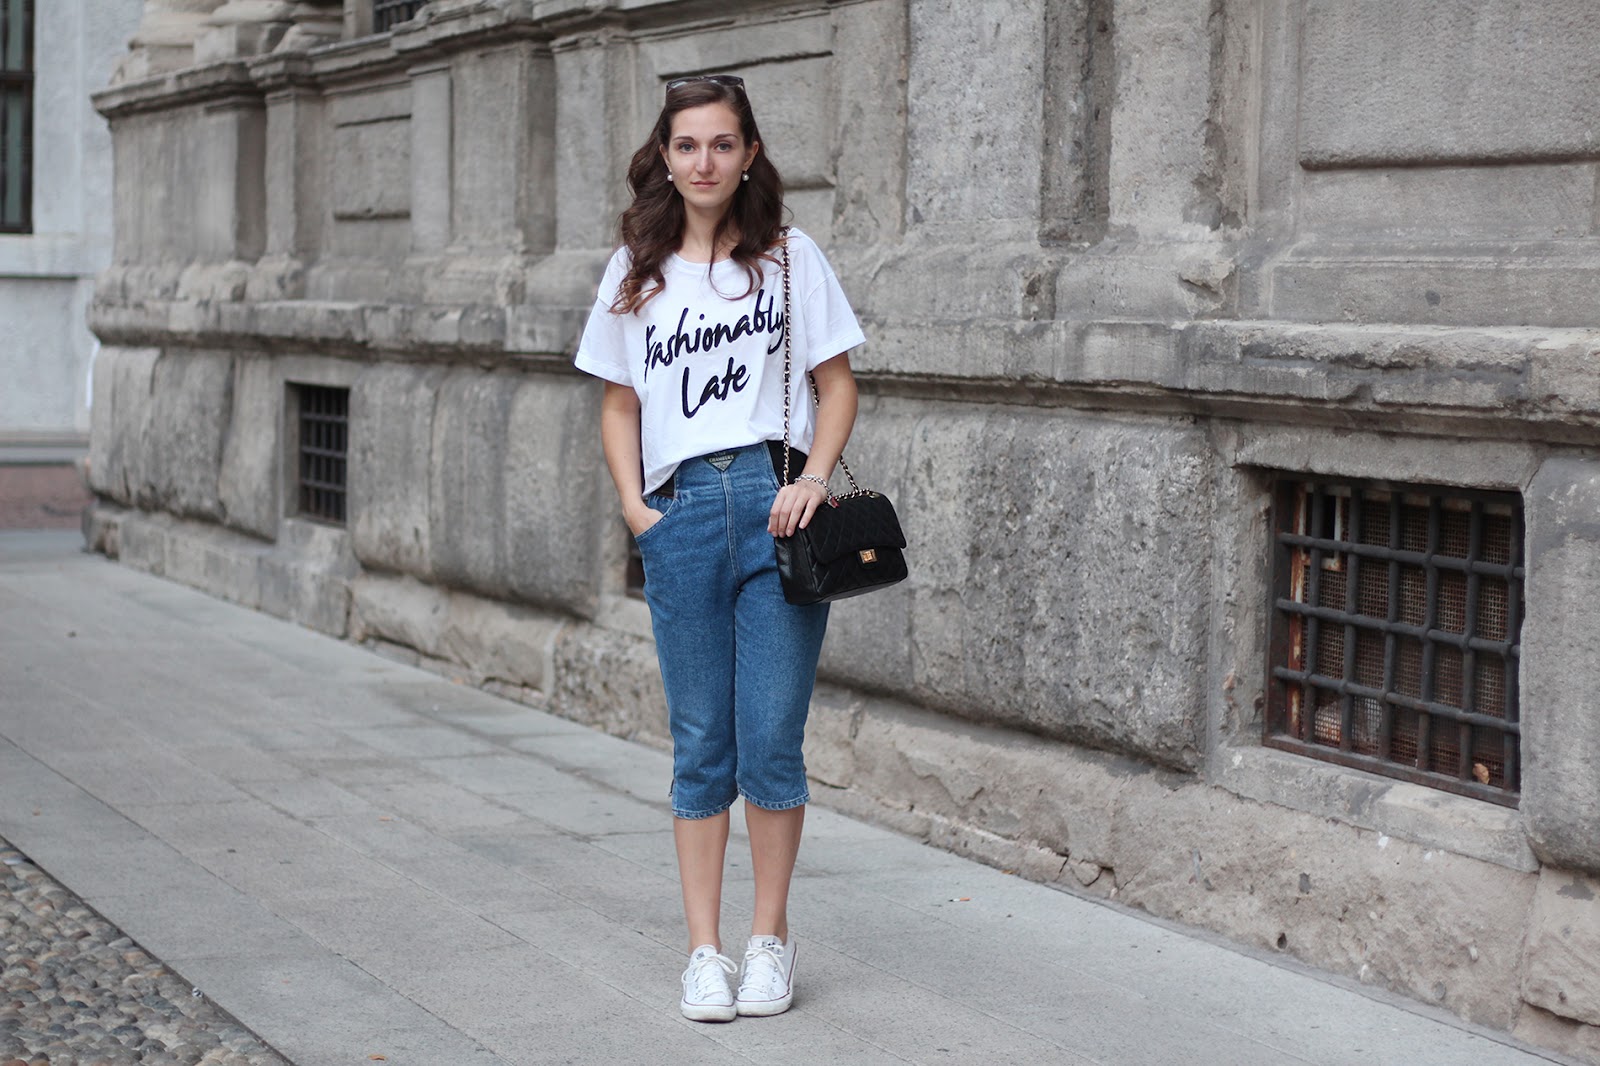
[632,493,678,546]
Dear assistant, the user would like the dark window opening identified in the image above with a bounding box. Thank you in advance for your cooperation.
[293,384,349,525]
[0,0,33,234]
[373,0,426,33]
[1266,477,1524,807]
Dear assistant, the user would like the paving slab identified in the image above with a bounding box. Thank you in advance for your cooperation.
[0,531,1574,1066]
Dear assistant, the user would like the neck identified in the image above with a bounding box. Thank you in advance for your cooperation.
[679,205,734,263]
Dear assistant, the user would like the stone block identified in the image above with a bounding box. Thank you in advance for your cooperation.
[830,0,908,246]
[1110,783,1537,1031]
[88,346,161,508]
[1297,164,1598,242]
[1300,0,1600,168]
[330,98,410,221]
[349,363,446,578]
[426,369,513,599]
[547,624,668,747]
[436,592,564,693]
[118,511,172,576]
[1521,458,1600,875]
[840,693,1135,868]
[905,0,1045,225]
[503,374,606,618]
[833,399,1212,769]
[450,43,554,254]
[162,520,266,611]
[1102,0,1219,232]
[1522,868,1600,1028]
[147,349,234,521]
[349,572,450,655]
[217,354,281,539]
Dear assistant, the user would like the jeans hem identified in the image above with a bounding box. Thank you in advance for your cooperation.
[672,795,738,821]
[739,789,810,812]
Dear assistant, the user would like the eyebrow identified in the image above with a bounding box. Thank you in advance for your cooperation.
[672,132,740,141]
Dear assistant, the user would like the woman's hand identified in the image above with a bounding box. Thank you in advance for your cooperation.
[769,478,830,537]
[625,501,664,538]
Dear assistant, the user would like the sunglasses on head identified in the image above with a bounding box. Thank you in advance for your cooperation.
[665,74,746,97]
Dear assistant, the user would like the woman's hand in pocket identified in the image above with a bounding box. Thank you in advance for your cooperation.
[625,501,664,538]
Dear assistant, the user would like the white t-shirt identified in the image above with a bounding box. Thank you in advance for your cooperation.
[573,227,866,494]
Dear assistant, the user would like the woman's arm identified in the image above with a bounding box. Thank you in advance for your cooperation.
[768,352,859,537]
[600,381,663,537]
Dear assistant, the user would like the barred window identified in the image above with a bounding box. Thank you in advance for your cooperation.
[1266,477,1524,806]
[373,0,426,33]
[0,0,32,233]
[291,384,349,525]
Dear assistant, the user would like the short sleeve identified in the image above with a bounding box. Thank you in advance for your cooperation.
[573,249,633,387]
[793,235,867,372]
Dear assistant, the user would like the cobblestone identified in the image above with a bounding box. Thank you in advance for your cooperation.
[0,837,289,1066]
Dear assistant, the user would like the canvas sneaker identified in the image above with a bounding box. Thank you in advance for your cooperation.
[736,934,797,1016]
[680,944,738,1022]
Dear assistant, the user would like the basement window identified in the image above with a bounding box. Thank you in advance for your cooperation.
[291,384,349,525]
[1266,477,1524,806]
[373,0,425,32]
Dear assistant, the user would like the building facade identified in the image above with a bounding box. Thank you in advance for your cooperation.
[0,0,140,525]
[84,0,1600,1057]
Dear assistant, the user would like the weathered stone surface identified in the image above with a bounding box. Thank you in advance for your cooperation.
[824,400,1212,769]
[1522,458,1600,875]
[348,363,445,578]
[216,354,279,539]
[1300,1,1600,168]
[87,347,161,508]
[1109,783,1537,1030]
[147,350,234,521]
[427,369,516,600]
[349,572,564,692]
[547,624,668,747]
[502,374,606,618]
[905,0,1044,229]
[1522,868,1600,1027]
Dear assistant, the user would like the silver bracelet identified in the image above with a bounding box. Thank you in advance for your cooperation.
[795,474,831,495]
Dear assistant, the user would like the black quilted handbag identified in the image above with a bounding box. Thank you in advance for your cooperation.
[772,233,909,605]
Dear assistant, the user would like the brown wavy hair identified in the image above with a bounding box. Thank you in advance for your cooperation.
[609,79,786,315]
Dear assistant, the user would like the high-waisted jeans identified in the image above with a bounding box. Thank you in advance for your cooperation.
[634,442,830,819]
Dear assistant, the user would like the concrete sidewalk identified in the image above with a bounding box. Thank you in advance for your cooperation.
[0,531,1569,1066]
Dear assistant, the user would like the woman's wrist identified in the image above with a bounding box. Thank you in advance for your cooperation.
[794,473,831,496]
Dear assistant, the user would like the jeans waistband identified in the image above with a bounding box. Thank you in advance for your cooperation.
[654,440,807,499]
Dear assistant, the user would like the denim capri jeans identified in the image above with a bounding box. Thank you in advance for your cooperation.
[633,441,830,820]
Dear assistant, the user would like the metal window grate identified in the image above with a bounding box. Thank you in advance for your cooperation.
[373,0,426,32]
[1266,477,1524,807]
[0,0,34,234]
[295,385,349,525]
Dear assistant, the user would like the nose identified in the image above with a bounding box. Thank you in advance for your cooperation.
[693,149,715,174]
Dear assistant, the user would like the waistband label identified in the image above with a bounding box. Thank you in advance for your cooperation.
[704,452,736,472]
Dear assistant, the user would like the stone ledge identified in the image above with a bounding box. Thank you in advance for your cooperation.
[1214,745,1537,874]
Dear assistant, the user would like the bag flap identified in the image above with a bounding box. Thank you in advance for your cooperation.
[802,492,907,564]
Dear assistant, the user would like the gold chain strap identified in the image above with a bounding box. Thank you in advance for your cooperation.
[780,231,866,497]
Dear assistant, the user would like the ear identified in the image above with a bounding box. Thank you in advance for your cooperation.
[744,140,760,171]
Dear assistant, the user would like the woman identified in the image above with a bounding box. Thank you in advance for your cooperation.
[573,75,864,1021]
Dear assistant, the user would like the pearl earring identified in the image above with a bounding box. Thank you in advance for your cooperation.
[742,171,750,182]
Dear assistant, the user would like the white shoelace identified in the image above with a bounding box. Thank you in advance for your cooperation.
[684,950,737,1002]
[740,940,787,998]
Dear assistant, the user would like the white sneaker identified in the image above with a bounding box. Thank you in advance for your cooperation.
[680,944,738,1022]
[736,934,796,1016]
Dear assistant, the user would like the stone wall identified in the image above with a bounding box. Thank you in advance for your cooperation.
[84,0,1600,1058]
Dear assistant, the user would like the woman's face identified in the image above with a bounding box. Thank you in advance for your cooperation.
[660,102,758,219]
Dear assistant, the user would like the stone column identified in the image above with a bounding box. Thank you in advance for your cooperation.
[112,0,228,83]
